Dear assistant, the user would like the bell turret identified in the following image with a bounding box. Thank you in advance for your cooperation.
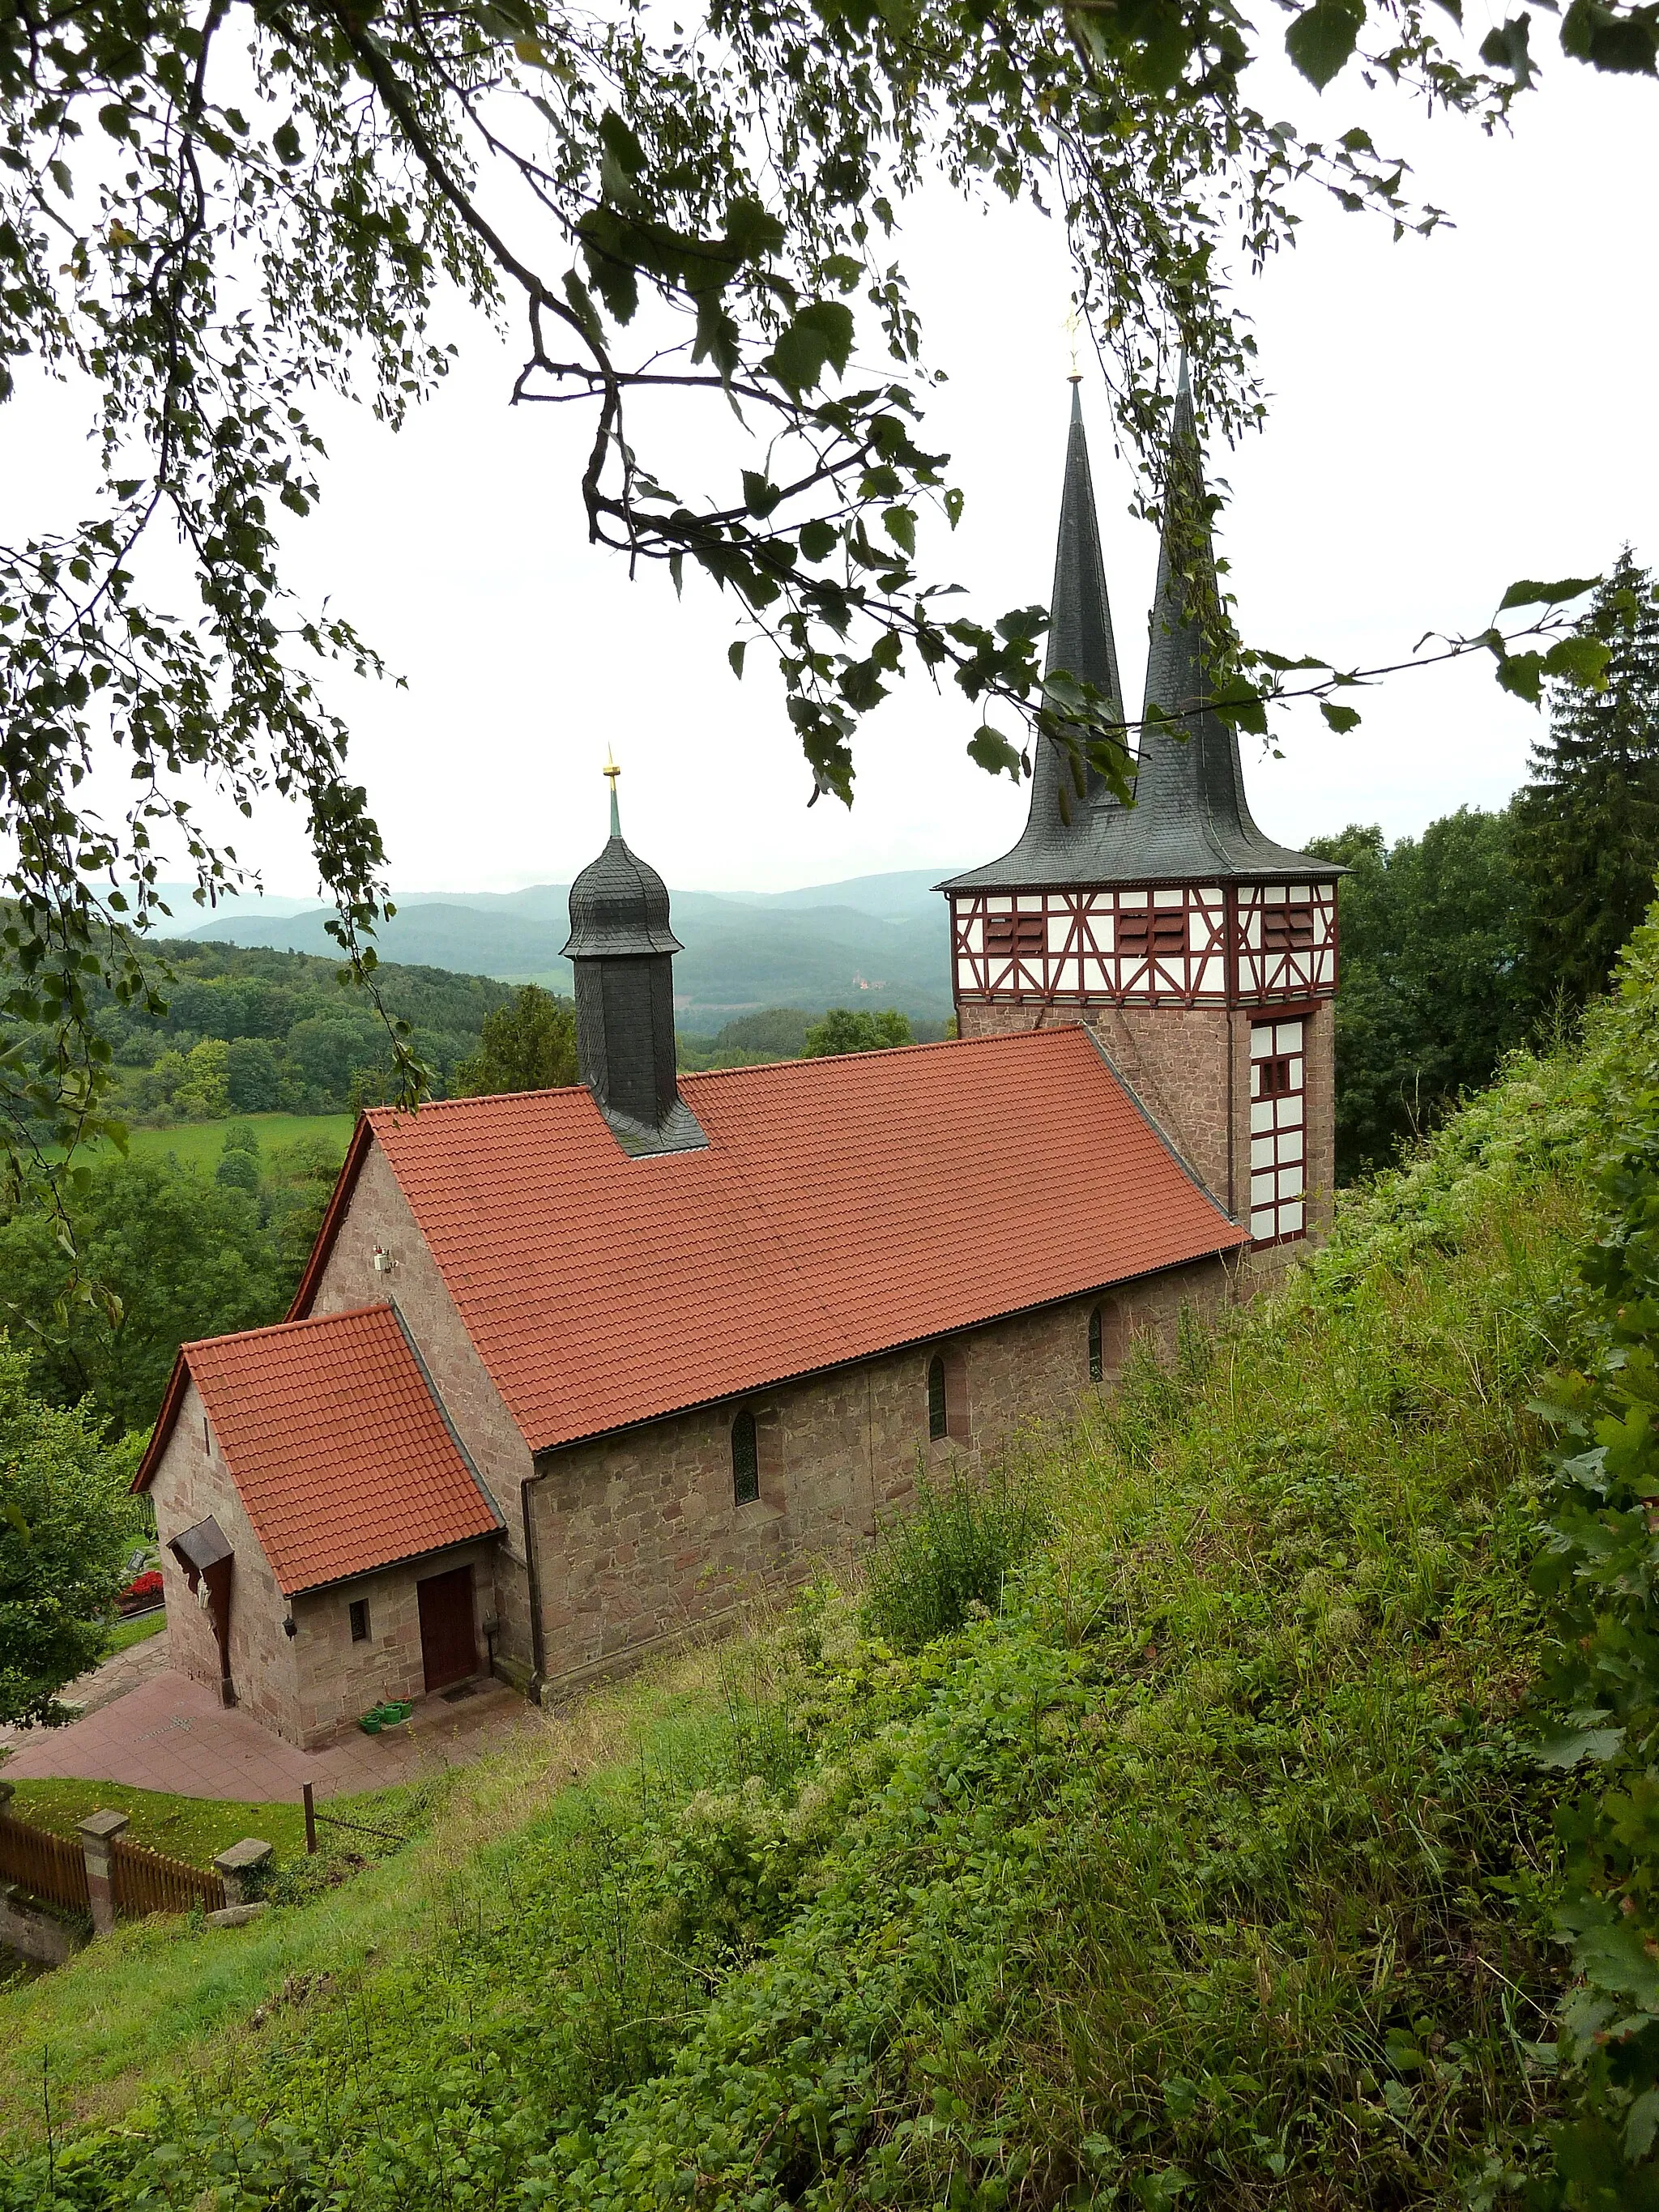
[562,761,706,1156]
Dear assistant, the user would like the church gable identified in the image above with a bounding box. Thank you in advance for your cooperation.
[137,1304,503,1595]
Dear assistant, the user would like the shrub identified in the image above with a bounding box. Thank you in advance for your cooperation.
[860,1456,1052,1650]
[214,1149,260,1194]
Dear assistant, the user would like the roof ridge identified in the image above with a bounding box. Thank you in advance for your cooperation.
[679,1025,1085,1085]
[186,1301,394,1357]
[368,1083,588,1122]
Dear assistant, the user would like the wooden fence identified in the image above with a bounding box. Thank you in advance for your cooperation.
[0,1809,91,1915]
[110,1835,225,1920]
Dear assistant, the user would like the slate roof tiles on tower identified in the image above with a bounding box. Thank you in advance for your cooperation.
[943,372,1333,892]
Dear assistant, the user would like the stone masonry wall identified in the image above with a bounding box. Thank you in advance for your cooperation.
[1297,998,1337,1246]
[147,1379,301,1739]
[528,1258,1230,1689]
[151,1375,497,1747]
[290,1541,494,1745]
[306,1138,537,1683]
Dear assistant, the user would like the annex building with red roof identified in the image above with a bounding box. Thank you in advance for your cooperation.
[136,384,1337,1750]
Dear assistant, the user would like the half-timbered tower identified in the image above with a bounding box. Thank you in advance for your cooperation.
[940,377,1341,1254]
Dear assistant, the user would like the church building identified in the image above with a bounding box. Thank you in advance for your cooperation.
[134,380,1337,1749]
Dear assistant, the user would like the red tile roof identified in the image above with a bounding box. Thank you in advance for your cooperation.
[296,1027,1243,1455]
[136,1305,502,1594]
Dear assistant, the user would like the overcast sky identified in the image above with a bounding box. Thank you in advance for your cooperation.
[5,48,1656,901]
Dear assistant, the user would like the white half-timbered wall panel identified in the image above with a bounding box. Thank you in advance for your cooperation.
[1234,883,1339,1002]
[950,882,1338,1006]
[1247,1016,1307,1246]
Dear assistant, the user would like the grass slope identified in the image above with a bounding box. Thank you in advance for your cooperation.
[0,980,1636,2206]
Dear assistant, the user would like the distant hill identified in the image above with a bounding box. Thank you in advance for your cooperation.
[156,867,962,1023]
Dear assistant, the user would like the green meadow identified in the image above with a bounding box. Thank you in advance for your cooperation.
[88,1114,355,1173]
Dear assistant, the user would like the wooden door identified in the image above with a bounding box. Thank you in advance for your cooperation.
[417,1565,476,1693]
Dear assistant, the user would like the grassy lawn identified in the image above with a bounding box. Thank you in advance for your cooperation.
[3,1779,308,1865]
[100,1609,167,1658]
[114,1112,353,1170]
[0,1664,716,2140]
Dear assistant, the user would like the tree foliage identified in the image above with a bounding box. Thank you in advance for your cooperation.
[1513,552,1659,1016]
[0,1155,288,1432]
[0,1338,143,1728]
[800,1006,914,1057]
[714,1008,814,1059]
[0,0,1648,1200]
[454,983,578,1095]
[1310,812,1530,1179]
[8,936,513,1127]
[1526,921,1659,2206]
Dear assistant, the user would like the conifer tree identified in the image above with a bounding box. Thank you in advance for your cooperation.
[1513,551,1659,1010]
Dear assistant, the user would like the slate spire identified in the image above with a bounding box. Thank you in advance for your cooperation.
[1027,379,1126,825]
[939,385,1128,891]
[940,367,1337,893]
[1120,357,1325,878]
[1128,356,1263,863]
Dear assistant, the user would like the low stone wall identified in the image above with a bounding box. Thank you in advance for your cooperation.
[0,1882,87,1968]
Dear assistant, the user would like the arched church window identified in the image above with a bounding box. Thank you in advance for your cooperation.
[731,1409,759,1507]
[927,1356,948,1441]
[1089,1306,1104,1384]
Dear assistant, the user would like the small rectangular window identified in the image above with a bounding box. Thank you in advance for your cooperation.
[985,913,1044,957]
[1262,906,1315,952]
[1257,1055,1295,1099]
[731,1409,760,1506]
[927,1355,948,1441]
[1117,908,1184,958]
[349,1599,370,1643]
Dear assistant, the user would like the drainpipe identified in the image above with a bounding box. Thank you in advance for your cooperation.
[520,1474,547,1703]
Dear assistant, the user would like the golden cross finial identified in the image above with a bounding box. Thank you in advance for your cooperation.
[1064,308,1082,384]
[603,748,621,789]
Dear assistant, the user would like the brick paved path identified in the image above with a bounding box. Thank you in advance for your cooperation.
[0,1654,531,1804]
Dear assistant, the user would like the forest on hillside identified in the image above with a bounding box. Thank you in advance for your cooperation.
[82,940,515,1122]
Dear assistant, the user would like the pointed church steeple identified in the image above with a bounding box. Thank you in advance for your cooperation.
[942,367,1333,893]
[1026,380,1125,825]
[942,384,1130,890]
[1113,359,1324,880]
[943,364,1344,1260]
